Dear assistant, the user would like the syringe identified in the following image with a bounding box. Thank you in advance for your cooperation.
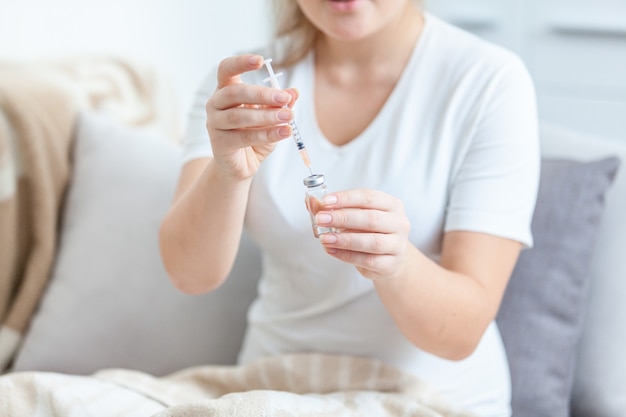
[263,58,313,175]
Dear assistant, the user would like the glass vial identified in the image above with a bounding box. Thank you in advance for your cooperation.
[303,174,339,238]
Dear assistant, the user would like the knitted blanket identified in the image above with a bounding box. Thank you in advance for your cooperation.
[0,353,476,417]
[0,67,76,372]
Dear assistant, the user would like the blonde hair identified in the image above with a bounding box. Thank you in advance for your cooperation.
[270,0,423,68]
[270,0,319,68]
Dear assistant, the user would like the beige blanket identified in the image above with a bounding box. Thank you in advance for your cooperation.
[0,58,179,372]
[0,67,76,371]
[0,353,476,416]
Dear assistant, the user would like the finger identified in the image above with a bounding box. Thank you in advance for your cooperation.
[321,189,401,212]
[314,208,397,233]
[211,106,293,130]
[212,84,292,110]
[319,232,401,255]
[286,88,299,109]
[323,247,398,276]
[216,54,264,89]
[212,125,293,148]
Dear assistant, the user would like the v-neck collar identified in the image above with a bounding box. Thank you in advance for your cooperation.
[302,12,434,154]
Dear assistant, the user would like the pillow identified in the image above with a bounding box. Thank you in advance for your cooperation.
[12,111,262,376]
[539,124,626,417]
[496,156,620,417]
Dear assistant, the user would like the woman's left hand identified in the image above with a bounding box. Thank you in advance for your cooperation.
[315,189,411,280]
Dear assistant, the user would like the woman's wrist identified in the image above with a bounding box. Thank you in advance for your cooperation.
[204,158,254,191]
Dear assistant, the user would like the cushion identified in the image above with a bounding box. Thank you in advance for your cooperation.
[538,124,626,417]
[497,156,620,417]
[12,111,262,376]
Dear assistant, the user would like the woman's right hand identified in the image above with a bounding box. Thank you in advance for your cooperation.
[206,54,297,181]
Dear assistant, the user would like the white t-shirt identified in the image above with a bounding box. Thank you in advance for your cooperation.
[182,13,540,417]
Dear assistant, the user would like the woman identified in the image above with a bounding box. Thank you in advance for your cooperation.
[159,1,540,415]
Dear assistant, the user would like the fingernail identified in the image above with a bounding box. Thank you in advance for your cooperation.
[326,248,338,254]
[277,109,292,121]
[274,92,291,104]
[248,56,260,65]
[323,195,337,205]
[278,126,291,137]
[316,213,332,224]
[319,234,338,244]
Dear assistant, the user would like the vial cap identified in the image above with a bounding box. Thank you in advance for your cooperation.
[303,174,326,187]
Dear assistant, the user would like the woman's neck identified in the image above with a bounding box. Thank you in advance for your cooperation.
[314,5,424,78]
[311,5,425,146]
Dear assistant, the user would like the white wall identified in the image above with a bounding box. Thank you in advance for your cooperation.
[2,1,625,141]
[0,0,273,122]
[426,0,626,142]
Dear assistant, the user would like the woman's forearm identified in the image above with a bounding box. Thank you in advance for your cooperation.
[159,159,252,294]
[373,245,497,361]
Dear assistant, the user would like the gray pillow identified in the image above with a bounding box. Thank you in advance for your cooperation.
[496,157,620,417]
[12,111,262,376]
